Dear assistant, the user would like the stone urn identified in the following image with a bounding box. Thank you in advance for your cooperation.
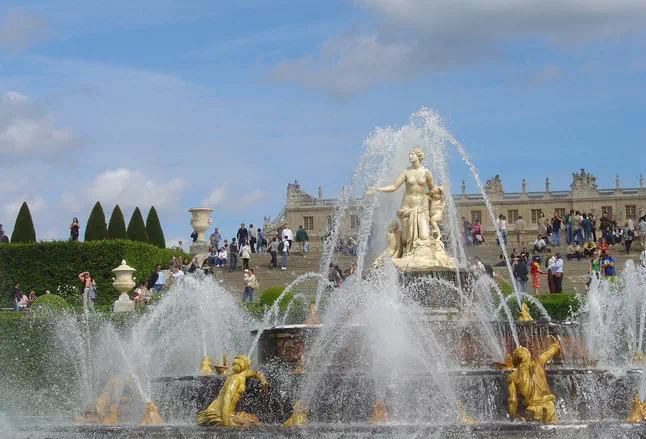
[112,259,136,313]
[188,207,213,256]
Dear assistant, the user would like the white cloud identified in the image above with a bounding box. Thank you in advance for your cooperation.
[201,184,229,207]
[272,0,646,95]
[0,91,80,158]
[238,190,268,210]
[2,194,46,219]
[86,168,187,210]
[0,9,48,51]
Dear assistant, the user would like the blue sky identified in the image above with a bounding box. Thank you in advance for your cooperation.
[0,1,645,247]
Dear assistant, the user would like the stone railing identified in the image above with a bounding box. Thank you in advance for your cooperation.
[454,187,644,202]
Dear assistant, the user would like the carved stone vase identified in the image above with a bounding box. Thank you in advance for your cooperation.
[188,207,213,256]
[112,260,136,313]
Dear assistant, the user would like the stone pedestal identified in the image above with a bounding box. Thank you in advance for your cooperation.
[188,207,213,256]
[398,269,472,310]
[113,293,135,312]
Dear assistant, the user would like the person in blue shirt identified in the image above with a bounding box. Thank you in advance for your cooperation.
[600,249,615,277]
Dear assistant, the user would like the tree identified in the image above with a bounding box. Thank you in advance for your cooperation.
[85,202,108,241]
[107,205,127,239]
[145,206,166,248]
[127,207,149,243]
[11,202,36,243]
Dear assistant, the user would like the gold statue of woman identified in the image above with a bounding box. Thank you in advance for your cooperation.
[507,336,560,424]
[372,146,455,271]
[196,354,268,427]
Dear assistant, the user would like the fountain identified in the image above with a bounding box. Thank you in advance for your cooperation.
[4,108,646,439]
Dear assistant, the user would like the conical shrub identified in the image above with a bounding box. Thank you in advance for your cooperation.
[85,202,107,241]
[145,206,166,248]
[107,205,127,239]
[11,202,36,243]
[127,207,149,243]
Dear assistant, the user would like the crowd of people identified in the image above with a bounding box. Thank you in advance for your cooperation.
[10,282,49,312]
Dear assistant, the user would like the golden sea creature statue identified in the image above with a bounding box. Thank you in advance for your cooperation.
[456,400,477,424]
[141,401,164,425]
[369,399,389,423]
[281,400,309,427]
[370,146,456,272]
[304,304,321,325]
[196,354,269,427]
[517,303,534,321]
[199,355,214,376]
[507,336,560,424]
[74,375,127,424]
[626,393,646,422]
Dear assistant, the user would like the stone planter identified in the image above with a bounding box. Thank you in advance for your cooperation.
[112,259,136,312]
[188,207,213,256]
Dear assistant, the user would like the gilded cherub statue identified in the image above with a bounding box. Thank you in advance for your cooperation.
[196,354,269,427]
[517,303,534,321]
[199,355,214,376]
[74,375,131,424]
[281,400,309,427]
[141,401,164,425]
[507,336,560,424]
[626,393,646,422]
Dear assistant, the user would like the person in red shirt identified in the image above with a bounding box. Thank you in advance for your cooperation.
[597,238,609,254]
[530,257,547,296]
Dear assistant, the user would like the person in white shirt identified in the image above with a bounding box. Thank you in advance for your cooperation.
[639,217,646,250]
[533,235,547,253]
[240,240,252,270]
[548,253,564,292]
[471,256,486,275]
[640,248,646,268]
[172,267,185,279]
[282,223,293,253]
[497,214,508,246]
[248,224,258,253]
[218,248,227,268]
[281,235,290,270]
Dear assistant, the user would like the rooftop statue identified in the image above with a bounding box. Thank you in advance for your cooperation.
[371,146,455,271]
[196,354,268,427]
[507,336,560,424]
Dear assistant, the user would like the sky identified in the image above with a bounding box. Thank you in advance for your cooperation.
[0,0,645,248]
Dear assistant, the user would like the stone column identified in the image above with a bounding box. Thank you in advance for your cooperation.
[188,207,213,256]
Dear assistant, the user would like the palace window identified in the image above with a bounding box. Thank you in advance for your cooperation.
[471,211,481,224]
[626,205,637,219]
[303,216,314,231]
[601,206,613,215]
[507,210,518,223]
[554,208,566,217]
[327,215,333,228]
[350,215,359,229]
[531,209,542,224]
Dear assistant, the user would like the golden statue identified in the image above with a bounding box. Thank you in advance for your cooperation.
[456,400,477,424]
[199,355,214,376]
[494,353,513,371]
[304,304,321,325]
[196,354,269,427]
[215,355,231,375]
[74,375,129,424]
[371,146,455,272]
[507,336,560,424]
[291,353,306,374]
[369,399,389,423]
[281,400,309,427]
[141,401,164,425]
[626,393,646,422]
[517,303,534,321]
[633,351,645,365]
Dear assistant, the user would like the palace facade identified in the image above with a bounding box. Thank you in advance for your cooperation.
[264,170,646,240]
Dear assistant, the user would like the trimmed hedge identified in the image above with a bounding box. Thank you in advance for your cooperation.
[11,201,36,243]
[107,205,127,239]
[145,206,166,249]
[259,286,291,311]
[127,207,149,243]
[32,294,70,311]
[85,201,108,241]
[0,240,186,308]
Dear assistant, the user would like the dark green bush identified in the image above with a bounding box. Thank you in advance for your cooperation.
[32,294,70,311]
[85,201,108,241]
[127,207,149,243]
[0,240,186,308]
[11,202,36,243]
[259,286,292,311]
[502,294,580,321]
[107,205,127,239]
[145,206,166,249]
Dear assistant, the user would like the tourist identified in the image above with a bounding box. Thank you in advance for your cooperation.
[514,216,526,245]
[269,237,279,269]
[240,240,251,270]
[583,239,596,258]
[533,235,546,254]
[566,244,583,261]
[175,256,184,271]
[589,213,597,242]
[472,219,484,245]
[236,224,248,250]
[582,214,592,242]
[295,225,309,256]
[18,291,29,310]
[628,216,635,234]
[574,211,584,244]
[172,266,185,280]
[202,260,212,276]
[640,247,646,268]
[471,256,486,276]
[0,224,8,243]
[640,217,646,250]
[28,288,37,307]
[70,217,80,241]
[589,251,601,281]
[549,253,564,293]
[133,283,146,305]
[344,263,358,278]
[624,222,635,254]
[218,247,228,267]
[545,250,555,293]
[538,212,548,245]
[177,240,184,250]
[257,228,265,253]
[599,212,610,243]
[494,254,506,267]
[190,231,198,243]
[564,210,572,245]
[88,276,97,310]
[208,247,217,265]
[147,265,164,292]
[512,256,529,293]
[551,212,562,246]
[601,249,615,277]
[511,248,519,259]
[530,256,547,296]
[242,268,259,303]
[222,239,229,252]
[597,238,609,254]
[169,256,176,271]
[283,223,293,253]
[462,217,472,246]
[12,282,20,311]
[497,215,507,246]
[281,234,289,270]
[78,271,92,310]
[249,224,257,253]
[328,263,344,287]
[229,238,238,271]
[210,227,222,251]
